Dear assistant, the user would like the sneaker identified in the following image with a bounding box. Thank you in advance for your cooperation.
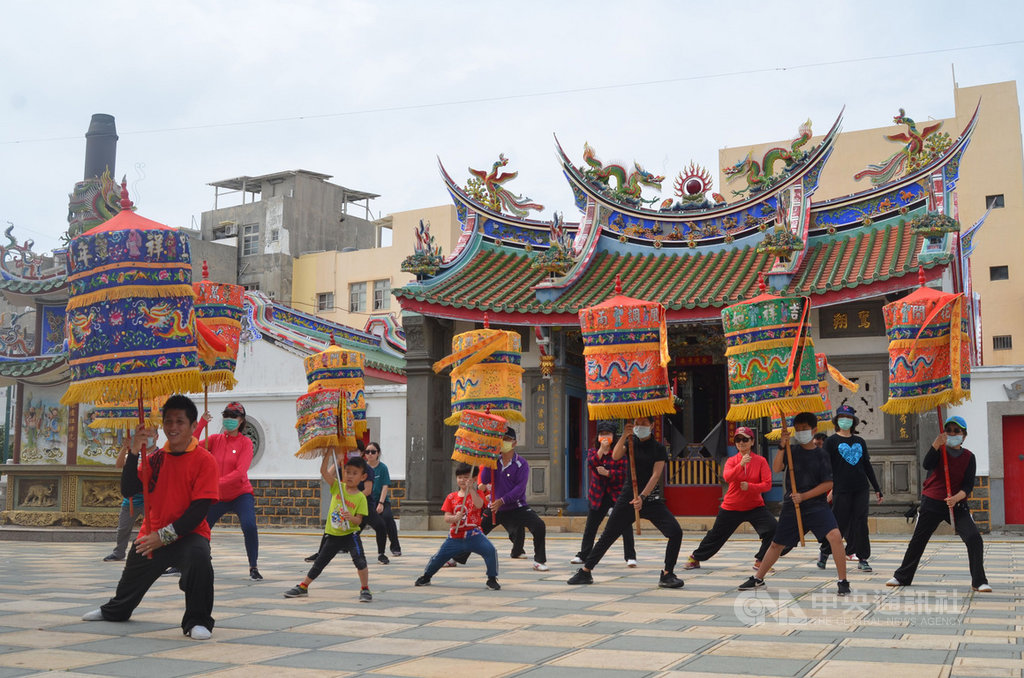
[415,575,431,586]
[533,562,549,571]
[846,554,857,561]
[359,589,373,602]
[304,553,319,563]
[103,553,124,562]
[81,609,105,621]
[188,625,212,640]
[567,568,594,585]
[486,577,501,590]
[659,572,685,589]
[444,559,457,567]
[837,580,851,596]
[815,556,827,570]
[570,555,584,564]
[378,554,390,565]
[684,556,700,570]
[857,560,872,573]
[391,550,402,557]
[973,583,993,592]
[283,585,308,598]
[885,577,905,587]
[249,567,263,581]
[626,559,638,568]
[510,550,526,559]
[738,576,765,591]
[163,567,181,576]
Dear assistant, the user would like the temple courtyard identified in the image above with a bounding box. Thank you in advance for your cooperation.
[0,529,1021,677]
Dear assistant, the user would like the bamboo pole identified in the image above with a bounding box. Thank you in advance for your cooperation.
[628,436,641,536]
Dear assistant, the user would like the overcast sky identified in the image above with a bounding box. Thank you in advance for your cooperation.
[2,1,1023,254]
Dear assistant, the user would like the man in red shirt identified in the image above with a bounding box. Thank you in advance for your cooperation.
[685,427,788,571]
[82,395,220,640]
[415,463,500,590]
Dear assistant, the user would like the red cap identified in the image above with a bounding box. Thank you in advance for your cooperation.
[734,426,755,440]
[223,402,245,417]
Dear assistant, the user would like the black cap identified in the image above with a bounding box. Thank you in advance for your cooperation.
[596,420,617,434]
[504,426,517,440]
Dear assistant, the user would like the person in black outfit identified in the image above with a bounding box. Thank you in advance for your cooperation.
[887,415,990,592]
[567,416,684,588]
[818,404,883,572]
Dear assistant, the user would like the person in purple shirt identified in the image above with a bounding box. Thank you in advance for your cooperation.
[476,427,548,571]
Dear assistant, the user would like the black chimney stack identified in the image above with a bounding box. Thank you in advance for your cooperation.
[83,114,118,180]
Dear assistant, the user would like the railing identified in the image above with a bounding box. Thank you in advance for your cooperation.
[666,457,721,486]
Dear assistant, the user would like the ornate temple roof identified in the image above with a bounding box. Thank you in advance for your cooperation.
[396,106,978,326]
[0,355,68,387]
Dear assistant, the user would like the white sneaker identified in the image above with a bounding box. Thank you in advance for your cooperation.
[626,559,638,568]
[885,577,905,587]
[570,556,584,564]
[188,625,212,640]
[81,609,104,621]
[533,562,549,571]
[973,583,993,592]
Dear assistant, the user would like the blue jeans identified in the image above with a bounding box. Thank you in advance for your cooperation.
[424,531,498,579]
[207,493,259,568]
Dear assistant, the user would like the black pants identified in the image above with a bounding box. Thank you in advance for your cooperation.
[100,532,214,634]
[577,494,636,562]
[585,498,682,573]
[820,488,871,560]
[894,506,988,588]
[362,500,402,555]
[308,532,368,580]
[457,506,546,564]
[691,506,783,563]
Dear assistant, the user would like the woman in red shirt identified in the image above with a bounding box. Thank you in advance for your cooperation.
[685,427,788,571]
[196,402,261,581]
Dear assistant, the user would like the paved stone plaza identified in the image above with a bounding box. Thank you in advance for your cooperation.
[0,529,1020,677]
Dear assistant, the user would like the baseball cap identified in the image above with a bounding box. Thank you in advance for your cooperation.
[944,415,967,432]
[734,426,755,440]
[836,404,856,417]
[503,426,517,440]
[223,402,246,417]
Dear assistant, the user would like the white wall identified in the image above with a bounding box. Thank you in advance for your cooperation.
[947,365,1024,477]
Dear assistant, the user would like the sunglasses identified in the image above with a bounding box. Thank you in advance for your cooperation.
[365,449,379,454]
[734,437,751,443]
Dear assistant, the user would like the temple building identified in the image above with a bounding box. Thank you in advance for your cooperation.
[396,80,1024,531]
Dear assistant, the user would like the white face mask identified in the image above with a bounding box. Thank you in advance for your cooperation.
[946,435,964,448]
[793,430,814,445]
[633,426,652,440]
[837,417,854,431]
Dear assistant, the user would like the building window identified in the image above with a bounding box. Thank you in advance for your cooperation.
[993,335,1013,351]
[317,292,334,312]
[349,282,366,313]
[373,279,391,311]
[990,265,1009,281]
[242,282,260,292]
[241,223,260,256]
[269,228,280,243]
[986,194,1005,209]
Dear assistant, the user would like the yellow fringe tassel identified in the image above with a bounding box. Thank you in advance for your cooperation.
[765,420,835,441]
[586,396,676,422]
[880,389,971,415]
[451,450,498,469]
[88,415,162,432]
[726,395,823,422]
[198,371,238,393]
[294,436,340,459]
[61,370,204,407]
[444,409,526,427]
[66,284,196,311]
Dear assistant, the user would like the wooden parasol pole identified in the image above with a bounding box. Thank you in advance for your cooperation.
[936,405,957,531]
[628,435,642,536]
[783,435,805,547]
[138,383,152,558]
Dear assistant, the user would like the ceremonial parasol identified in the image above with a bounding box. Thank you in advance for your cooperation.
[578,276,675,534]
[87,400,162,432]
[193,261,244,392]
[304,342,368,437]
[881,271,971,526]
[451,409,505,534]
[432,315,525,426]
[767,353,859,440]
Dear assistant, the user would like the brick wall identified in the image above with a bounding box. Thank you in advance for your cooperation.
[968,475,990,534]
[215,478,407,529]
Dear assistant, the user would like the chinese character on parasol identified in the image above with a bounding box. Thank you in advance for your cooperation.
[304,342,368,437]
[432,315,525,426]
[578,276,676,534]
[451,409,505,470]
[767,353,859,440]
[881,273,971,527]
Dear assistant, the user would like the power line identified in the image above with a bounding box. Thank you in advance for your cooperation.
[3,38,1023,146]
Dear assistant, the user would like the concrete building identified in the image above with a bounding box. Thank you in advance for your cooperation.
[199,170,380,305]
[291,204,463,328]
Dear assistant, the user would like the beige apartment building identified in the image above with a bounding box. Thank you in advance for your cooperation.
[720,80,1024,365]
[291,204,462,327]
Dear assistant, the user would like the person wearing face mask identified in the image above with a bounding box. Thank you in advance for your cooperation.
[738,412,851,596]
[816,404,883,572]
[686,427,789,572]
[195,402,261,581]
[568,416,685,589]
[571,421,637,567]
[476,427,548,571]
[887,416,991,592]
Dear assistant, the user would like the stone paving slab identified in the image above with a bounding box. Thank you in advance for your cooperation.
[0,532,1020,676]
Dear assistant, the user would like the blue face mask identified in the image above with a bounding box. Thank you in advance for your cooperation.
[223,418,240,432]
[837,417,854,431]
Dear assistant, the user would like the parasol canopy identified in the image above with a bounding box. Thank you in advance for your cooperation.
[86,399,162,432]
[304,344,367,436]
[880,284,970,414]
[577,280,674,421]
[452,409,506,469]
[193,261,244,392]
[295,387,357,459]
[433,326,525,426]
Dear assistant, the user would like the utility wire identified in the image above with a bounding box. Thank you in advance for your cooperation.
[3,39,1022,145]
